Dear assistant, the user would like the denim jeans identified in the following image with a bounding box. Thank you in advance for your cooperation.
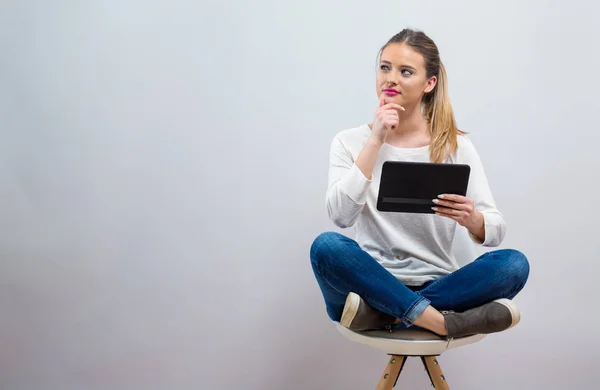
[310,231,529,328]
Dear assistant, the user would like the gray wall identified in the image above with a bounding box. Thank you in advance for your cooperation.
[1,1,598,389]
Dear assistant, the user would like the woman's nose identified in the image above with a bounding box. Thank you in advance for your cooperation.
[386,74,399,85]
[386,79,399,87]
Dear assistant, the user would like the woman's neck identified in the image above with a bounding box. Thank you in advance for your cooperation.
[376,105,431,148]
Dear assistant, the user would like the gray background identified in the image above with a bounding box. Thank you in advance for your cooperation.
[1,1,598,389]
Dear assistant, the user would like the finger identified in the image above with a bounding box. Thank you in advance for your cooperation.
[432,199,470,211]
[377,116,399,128]
[437,194,468,203]
[434,209,457,220]
[434,209,465,224]
[432,206,458,215]
[436,214,462,226]
[433,206,470,218]
[379,92,389,106]
[381,112,399,121]
[382,103,406,112]
[383,117,399,129]
[379,111,399,120]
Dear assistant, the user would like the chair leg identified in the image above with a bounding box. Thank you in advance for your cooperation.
[376,355,406,390]
[422,356,450,389]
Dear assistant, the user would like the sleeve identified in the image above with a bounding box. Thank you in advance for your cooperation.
[325,136,371,228]
[460,138,506,247]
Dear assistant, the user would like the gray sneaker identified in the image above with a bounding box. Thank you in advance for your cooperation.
[443,299,521,338]
[340,292,396,331]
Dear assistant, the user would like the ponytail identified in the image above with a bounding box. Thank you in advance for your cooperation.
[424,61,465,163]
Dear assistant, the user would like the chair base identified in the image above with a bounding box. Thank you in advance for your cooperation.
[376,354,449,390]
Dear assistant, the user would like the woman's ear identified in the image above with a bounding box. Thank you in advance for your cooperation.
[424,76,437,93]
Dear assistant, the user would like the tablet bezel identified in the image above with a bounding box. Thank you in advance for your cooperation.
[376,161,471,213]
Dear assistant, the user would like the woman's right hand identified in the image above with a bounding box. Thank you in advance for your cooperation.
[370,98,405,144]
[355,98,404,181]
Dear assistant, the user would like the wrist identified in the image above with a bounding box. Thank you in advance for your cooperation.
[468,211,485,238]
[366,135,384,148]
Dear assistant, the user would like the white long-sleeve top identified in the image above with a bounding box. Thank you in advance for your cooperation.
[326,124,506,286]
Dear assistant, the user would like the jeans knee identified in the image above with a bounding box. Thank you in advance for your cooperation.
[503,249,530,287]
[310,232,353,267]
[310,232,342,262]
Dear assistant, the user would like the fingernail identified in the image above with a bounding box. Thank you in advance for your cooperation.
[438,194,445,198]
[431,207,438,211]
[432,199,439,203]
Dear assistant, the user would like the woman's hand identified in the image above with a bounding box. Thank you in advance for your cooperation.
[370,97,404,145]
[432,194,485,241]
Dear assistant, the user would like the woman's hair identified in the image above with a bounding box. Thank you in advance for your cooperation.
[377,29,465,163]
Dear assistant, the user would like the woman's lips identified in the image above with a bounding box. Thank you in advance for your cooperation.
[383,88,399,96]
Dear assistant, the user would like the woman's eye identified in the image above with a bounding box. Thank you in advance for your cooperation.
[401,69,412,76]
[380,65,390,71]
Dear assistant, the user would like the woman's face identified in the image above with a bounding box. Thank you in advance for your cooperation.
[376,42,437,107]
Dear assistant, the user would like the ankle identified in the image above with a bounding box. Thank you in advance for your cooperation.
[413,307,448,336]
[434,319,448,336]
[439,318,448,336]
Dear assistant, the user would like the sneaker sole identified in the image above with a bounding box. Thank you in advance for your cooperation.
[493,298,521,329]
[340,292,360,329]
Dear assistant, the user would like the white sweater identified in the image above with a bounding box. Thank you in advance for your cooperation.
[326,124,505,286]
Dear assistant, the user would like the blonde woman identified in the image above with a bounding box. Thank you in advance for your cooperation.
[310,29,529,338]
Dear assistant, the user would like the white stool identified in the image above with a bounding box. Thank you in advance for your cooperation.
[335,322,486,389]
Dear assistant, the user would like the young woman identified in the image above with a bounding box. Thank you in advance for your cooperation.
[310,29,529,339]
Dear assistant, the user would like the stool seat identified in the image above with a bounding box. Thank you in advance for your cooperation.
[335,321,488,389]
[335,322,486,356]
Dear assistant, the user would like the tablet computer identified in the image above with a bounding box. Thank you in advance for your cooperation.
[376,161,471,213]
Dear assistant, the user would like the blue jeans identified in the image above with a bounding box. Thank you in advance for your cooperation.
[310,232,529,328]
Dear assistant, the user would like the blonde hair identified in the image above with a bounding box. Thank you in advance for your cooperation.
[377,29,466,163]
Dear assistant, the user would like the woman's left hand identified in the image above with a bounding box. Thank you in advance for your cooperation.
[432,194,483,233]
